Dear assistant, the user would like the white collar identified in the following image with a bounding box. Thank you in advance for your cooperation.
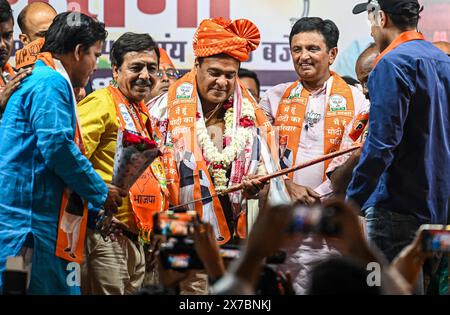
[52,58,77,105]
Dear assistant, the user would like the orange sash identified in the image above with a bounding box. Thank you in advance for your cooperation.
[166,70,229,244]
[274,72,355,181]
[0,63,15,87]
[235,79,274,239]
[15,38,45,69]
[165,70,270,243]
[374,31,425,67]
[107,85,169,243]
[36,53,89,263]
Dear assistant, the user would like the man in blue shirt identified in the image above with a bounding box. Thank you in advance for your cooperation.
[348,0,450,267]
[0,12,125,294]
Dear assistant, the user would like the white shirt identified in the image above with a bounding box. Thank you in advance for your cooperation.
[259,77,370,192]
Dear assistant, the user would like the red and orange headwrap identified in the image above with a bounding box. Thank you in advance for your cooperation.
[193,17,260,62]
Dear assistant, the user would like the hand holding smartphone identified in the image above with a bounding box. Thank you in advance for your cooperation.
[420,224,450,252]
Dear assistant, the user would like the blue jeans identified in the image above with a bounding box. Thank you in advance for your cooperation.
[364,207,421,262]
[365,207,426,294]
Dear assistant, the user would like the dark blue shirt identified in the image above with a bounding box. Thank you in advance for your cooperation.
[347,39,450,224]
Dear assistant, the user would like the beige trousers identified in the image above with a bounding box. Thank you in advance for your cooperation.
[81,229,145,295]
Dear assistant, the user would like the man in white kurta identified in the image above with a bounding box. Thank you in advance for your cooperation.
[259,17,369,294]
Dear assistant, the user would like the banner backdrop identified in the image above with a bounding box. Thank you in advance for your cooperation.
[8,0,448,91]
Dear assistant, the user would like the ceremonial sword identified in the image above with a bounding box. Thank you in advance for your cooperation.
[168,144,362,211]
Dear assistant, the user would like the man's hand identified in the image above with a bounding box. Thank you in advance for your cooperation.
[285,180,320,205]
[392,228,432,287]
[107,217,129,241]
[0,68,32,111]
[246,203,293,260]
[157,254,192,289]
[192,218,225,280]
[229,203,295,290]
[242,175,266,199]
[321,198,375,264]
[103,184,127,214]
[96,209,129,242]
[144,237,162,272]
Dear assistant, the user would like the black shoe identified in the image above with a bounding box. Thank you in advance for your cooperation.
[64,247,71,252]
[69,253,76,259]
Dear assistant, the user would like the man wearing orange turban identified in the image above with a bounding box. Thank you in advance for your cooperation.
[148,18,290,294]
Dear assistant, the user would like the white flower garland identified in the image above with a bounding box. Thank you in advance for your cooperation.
[196,98,256,191]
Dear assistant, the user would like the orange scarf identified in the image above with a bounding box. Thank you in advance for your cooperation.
[15,37,45,69]
[274,72,355,181]
[107,85,169,243]
[374,31,425,67]
[37,52,89,263]
[165,70,270,242]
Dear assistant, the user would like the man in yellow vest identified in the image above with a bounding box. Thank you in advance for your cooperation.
[259,17,370,294]
[78,32,167,295]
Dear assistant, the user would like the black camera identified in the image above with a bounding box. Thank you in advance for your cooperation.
[158,238,204,270]
[287,204,341,236]
[153,211,204,270]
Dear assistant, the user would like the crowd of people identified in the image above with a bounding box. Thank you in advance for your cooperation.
[0,0,449,296]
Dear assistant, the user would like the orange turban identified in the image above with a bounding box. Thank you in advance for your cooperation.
[193,18,260,62]
[158,48,176,69]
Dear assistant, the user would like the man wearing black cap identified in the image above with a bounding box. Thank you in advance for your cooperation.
[347,0,450,291]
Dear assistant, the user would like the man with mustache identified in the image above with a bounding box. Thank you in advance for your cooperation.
[77,32,167,295]
[0,0,31,119]
[0,12,123,295]
[145,47,179,103]
[259,17,370,294]
[149,18,289,293]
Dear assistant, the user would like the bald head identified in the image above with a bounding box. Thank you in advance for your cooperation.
[18,1,57,45]
[356,43,379,98]
[433,41,450,56]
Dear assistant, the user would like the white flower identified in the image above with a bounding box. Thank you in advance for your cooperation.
[196,99,256,190]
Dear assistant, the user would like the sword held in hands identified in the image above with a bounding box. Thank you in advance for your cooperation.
[169,144,362,211]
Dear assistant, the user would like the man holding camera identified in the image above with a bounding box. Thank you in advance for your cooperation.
[347,0,450,293]
[259,17,370,294]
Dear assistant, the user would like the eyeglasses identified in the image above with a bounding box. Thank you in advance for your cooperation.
[156,69,180,80]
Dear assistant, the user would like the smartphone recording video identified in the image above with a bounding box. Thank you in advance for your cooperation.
[153,211,196,237]
[219,245,241,260]
[159,240,204,270]
[421,225,450,252]
[287,204,341,236]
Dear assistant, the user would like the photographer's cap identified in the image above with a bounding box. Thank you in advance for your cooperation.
[352,0,419,14]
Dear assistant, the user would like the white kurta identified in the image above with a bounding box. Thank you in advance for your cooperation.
[259,77,370,294]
